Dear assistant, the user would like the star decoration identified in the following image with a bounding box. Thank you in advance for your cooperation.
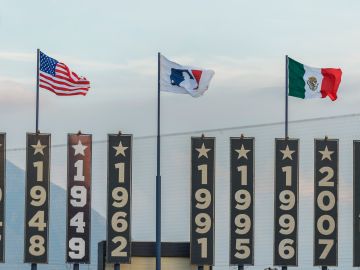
[113,141,128,157]
[196,143,211,159]
[280,145,295,160]
[319,146,334,161]
[72,140,88,156]
[31,140,47,156]
[235,145,250,159]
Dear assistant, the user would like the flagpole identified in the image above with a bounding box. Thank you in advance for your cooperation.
[283,55,289,270]
[156,52,162,270]
[32,48,40,270]
[285,55,289,138]
[36,48,40,133]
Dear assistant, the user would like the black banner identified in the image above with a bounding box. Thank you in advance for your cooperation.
[66,134,92,263]
[190,136,215,266]
[314,139,338,266]
[0,134,5,262]
[229,137,254,265]
[24,133,51,263]
[354,141,360,266]
[106,134,132,263]
[274,139,298,266]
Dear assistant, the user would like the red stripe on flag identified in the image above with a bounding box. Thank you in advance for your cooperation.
[39,84,88,96]
[57,63,81,80]
[55,74,89,85]
[71,71,80,80]
[40,73,90,87]
[320,68,342,101]
[40,80,89,91]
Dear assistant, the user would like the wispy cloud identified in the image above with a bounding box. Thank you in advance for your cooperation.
[0,50,156,75]
[69,57,156,75]
[0,51,34,62]
[0,80,35,107]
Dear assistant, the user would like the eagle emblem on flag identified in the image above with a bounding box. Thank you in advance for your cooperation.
[307,76,319,91]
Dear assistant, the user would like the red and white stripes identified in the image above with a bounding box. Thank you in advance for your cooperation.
[39,63,90,96]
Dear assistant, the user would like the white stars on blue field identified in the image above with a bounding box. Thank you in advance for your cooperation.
[39,51,58,76]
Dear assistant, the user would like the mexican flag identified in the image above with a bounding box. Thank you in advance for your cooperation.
[288,57,342,101]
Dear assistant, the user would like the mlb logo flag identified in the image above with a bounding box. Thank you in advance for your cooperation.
[160,54,214,97]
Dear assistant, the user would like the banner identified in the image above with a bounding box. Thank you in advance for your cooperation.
[106,134,132,263]
[274,139,298,266]
[190,136,215,266]
[354,141,360,266]
[66,134,92,263]
[314,139,338,266]
[0,134,5,262]
[24,133,51,263]
[229,137,254,265]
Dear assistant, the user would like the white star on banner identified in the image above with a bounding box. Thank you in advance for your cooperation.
[319,146,334,161]
[280,145,295,160]
[31,140,47,156]
[72,140,88,156]
[113,141,128,157]
[196,143,211,159]
[235,144,250,159]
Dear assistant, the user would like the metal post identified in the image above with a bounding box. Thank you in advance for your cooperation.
[97,240,106,270]
[238,265,244,270]
[321,267,327,270]
[198,266,204,270]
[282,267,287,270]
[285,54,289,138]
[73,263,79,270]
[156,52,162,270]
[114,263,120,270]
[31,263,37,270]
[35,48,40,133]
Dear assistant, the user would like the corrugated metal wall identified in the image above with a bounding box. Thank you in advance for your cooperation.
[2,114,360,269]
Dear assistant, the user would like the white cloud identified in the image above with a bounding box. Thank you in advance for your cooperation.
[0,51,34,62]
[0,50,156,75]
[0,80,35,108]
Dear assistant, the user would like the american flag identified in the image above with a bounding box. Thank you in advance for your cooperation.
[39,51,90,96]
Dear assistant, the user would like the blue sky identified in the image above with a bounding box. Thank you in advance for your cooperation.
[0,0,360,148]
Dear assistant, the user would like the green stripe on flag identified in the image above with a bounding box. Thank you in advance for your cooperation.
[288,57,306,99]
